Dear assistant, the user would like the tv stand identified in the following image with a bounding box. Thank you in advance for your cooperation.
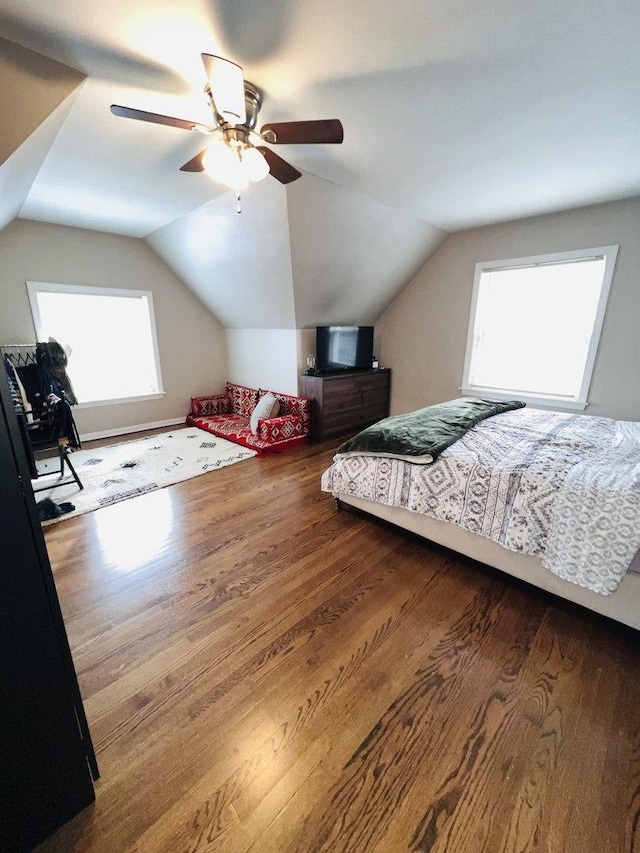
[300,369,391,442]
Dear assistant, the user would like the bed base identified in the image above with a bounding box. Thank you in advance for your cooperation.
[334,492,640,631]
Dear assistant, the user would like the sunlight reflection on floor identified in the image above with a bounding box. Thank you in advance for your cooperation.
[94,489,175,572]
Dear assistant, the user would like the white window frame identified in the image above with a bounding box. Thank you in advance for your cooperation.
[461,245,618,411]
[27,281,165,408]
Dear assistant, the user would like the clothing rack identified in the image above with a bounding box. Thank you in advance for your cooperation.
[2,342,83,493]
[1,343,39,367]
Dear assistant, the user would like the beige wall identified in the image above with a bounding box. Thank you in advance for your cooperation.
[0,219,227,437]
[377,196,640,421]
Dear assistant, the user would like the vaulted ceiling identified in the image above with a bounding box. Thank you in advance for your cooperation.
[2,0,640,328]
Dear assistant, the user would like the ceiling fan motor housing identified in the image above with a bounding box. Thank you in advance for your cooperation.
[206,80,263,131]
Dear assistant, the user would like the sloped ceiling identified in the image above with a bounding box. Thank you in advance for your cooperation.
[1,0,640,329]
[0,37,84,230]
[19,77,229,237]
[0,36,84,165]
[3,0,640,234]
[147,173,445,328]
[147,179,296,328]
[288,175,446,328]
[0,92,80,232]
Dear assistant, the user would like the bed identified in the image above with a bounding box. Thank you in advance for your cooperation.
[321,400,640,629]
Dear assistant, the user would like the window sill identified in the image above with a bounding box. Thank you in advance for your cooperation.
[74,392,166,410]
[460,388,588,412]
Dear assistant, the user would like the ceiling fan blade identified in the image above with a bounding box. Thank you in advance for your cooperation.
[201,54,246,126]
[256,147,302,184]
[179,150,207,172]
[260,119,343,145]
[110,104,208,132]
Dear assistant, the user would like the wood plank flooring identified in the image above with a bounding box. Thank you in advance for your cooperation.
[35,436,640,853]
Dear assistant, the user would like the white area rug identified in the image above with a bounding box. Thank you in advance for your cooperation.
[34,428,256,523]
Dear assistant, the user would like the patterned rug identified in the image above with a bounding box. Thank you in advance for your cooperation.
[34,428,256,523]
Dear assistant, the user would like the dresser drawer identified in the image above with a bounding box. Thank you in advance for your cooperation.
[326,403,387,433]
[323,376,364,398]
[323,409,366,433]
[362,387,388,408]
[361,402,388,423]
[323,394,363,415]
[359,373,389,392]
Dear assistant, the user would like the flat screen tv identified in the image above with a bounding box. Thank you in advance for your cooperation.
[316,326,374,373]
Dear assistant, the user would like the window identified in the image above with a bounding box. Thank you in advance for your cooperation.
[27,282,164,406]
[461,246,618,410]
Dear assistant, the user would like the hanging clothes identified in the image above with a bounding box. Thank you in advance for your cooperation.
[3,357,25,414]
[13,367,33,422]
[36,340,77,405]
[45,394,81,450]
[15,362,46,417]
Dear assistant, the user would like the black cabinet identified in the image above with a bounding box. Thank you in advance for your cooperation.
[301,369,391,441]
[0,367,97,851]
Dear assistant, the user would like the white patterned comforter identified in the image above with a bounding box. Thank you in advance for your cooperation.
[321,408,640,595]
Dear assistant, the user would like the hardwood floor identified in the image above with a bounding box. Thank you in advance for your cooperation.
[36,437,640,853]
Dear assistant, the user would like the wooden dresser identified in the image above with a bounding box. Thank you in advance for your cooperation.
[300,369,391,442]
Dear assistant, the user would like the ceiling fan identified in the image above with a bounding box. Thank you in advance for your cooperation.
[110,54,343,204]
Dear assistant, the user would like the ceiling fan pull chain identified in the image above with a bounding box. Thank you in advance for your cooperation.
[236,193,242,214]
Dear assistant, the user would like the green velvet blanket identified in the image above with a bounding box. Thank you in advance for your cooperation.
[336,397,525,463]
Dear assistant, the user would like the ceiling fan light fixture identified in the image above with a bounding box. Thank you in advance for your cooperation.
[242,146,270,183]
[202,141,248,191]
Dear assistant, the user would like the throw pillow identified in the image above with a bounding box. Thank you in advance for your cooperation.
[250,392,280,435]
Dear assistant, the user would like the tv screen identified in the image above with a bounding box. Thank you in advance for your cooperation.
[316,326,374,372]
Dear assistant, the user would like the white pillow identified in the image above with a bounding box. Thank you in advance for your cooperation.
[250,392,280,435]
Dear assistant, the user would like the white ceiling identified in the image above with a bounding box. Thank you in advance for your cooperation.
[20,78,228,237]
[147,177,297,328]
[2,0,640,331]
[288,174,445,329]
[1,0,639,235]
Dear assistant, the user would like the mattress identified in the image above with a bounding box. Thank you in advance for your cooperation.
[323,407,640,596]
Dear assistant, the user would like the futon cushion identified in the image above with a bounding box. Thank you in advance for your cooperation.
[186,413,307,454]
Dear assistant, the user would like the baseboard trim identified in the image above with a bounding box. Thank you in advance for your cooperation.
[80,417,185,443]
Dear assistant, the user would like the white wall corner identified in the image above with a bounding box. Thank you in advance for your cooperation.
[225,328,299,395]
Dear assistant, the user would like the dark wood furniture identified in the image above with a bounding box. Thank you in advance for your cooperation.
[301,368,391,442]
[0,367,97,852]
